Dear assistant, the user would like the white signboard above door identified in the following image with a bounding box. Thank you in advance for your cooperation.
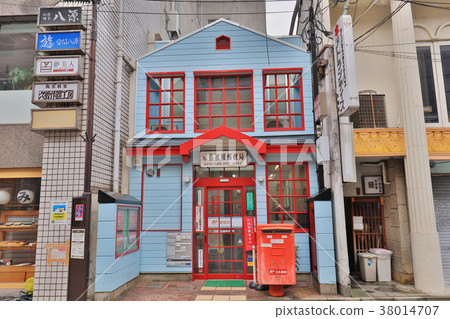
[200,151,248,167]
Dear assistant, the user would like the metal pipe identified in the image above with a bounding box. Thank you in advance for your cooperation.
[113,0,124,193]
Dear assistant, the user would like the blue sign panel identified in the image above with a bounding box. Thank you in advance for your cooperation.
[37,31,82,51]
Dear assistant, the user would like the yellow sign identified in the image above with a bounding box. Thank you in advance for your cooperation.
[31,108,79,130]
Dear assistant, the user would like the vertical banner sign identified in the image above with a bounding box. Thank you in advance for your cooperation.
[246,192,254,211]
[333,15,359,117]
[243,217,256,251]
[195,206,204,232]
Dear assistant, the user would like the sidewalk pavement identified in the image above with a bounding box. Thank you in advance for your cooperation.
[116,279,450,301]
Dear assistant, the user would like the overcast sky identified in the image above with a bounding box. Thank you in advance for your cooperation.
[266,0,296,36]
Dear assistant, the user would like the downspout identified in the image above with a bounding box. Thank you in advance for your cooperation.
[113,0,124,193]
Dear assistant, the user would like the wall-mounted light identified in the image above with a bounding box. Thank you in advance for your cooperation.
[146,168,154,177]
[257,176,264,182]
[184,176,191,183]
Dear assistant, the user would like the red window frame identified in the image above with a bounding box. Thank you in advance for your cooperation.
[115,205,140,258]
[265,162,310,233]
[146,72,185,133]
[216,35,231,50]
[194,70,254,132]
[263,68,305,131]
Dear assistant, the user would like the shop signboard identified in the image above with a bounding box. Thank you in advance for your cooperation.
[333,15,359,117]
[31,108,80,131]
[200,150,248,167]
[34,56,83,78]
[38,6,84,28]
[32,81,82,106]
[208,216,243,229]
[36,31,84,53]
[243,216,256,251]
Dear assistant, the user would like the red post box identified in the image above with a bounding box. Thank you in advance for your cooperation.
[256,224,296,296]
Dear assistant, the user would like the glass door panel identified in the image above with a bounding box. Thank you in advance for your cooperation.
[206,187,245,277]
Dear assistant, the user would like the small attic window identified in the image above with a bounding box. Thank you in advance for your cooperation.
[216,35,231,50]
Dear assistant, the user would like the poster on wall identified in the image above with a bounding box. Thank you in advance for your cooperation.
[50,200,69,225]
[243,217,256,251]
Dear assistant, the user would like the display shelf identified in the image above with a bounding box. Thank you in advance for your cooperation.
[0,265,35,283]
[0,246,36,251]
[0,210,38,284]
[0,226,37,231]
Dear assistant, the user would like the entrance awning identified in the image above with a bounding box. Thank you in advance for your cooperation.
[179,126,267,161]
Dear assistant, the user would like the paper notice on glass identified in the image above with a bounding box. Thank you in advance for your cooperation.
[353,216,364,231]
[70,242,84,259]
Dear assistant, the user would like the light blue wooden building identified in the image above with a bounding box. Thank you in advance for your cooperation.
[95,19,336,295]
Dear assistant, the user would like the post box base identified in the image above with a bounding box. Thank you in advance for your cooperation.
[269,285,284,297]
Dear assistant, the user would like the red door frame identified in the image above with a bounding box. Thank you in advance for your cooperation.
[192,176,255,280]
[204,186,248,279]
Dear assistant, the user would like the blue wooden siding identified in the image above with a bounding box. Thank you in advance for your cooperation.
[129,160,193,273]
[134,20,313,139]
[141,165,182,230]
[95,203,140,292]
[314,201,337,284]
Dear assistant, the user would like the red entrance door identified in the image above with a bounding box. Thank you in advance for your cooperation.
[206,187,246,279]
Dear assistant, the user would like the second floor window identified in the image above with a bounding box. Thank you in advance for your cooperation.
[417,42,450,126]
[195,72,253,131]
[263,69,304,130]
[147,73,185,133]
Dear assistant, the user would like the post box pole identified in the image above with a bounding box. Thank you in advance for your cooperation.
[252,245,257,283]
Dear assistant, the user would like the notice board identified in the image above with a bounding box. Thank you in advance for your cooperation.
[166,232,192,267]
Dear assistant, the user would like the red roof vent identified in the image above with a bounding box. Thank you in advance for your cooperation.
[216,35,231,50]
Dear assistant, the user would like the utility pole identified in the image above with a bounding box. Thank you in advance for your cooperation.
[67,0,99,301]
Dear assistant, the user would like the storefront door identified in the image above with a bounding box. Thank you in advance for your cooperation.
[206,187,246,279]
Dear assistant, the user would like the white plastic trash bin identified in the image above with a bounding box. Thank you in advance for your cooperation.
[369,248,393,281]
[358,252,377,282]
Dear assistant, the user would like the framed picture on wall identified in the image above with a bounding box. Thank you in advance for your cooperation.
[362,176,384,194]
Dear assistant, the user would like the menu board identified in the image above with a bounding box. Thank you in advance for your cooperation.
[166,232,192,267]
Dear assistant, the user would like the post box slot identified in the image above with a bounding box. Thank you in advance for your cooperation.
[271,248,284,256]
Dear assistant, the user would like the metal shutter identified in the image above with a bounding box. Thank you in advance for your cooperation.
[432,176,450,286]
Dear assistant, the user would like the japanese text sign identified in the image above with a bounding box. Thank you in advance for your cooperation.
[36,31,84,52]
[333,15,359,117]
[38,7,83,27]
[243,217,256,251]
[32,81,82,105]
[34,56,83,78]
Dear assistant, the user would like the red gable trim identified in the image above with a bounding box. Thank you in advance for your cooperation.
[179,126,267,156]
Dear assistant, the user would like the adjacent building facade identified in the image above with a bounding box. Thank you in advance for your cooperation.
[295,0,450,294]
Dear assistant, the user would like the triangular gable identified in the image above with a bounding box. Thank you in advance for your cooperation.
[179,126,267,156]
[137,18,306,62]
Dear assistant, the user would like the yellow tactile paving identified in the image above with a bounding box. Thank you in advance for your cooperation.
[230,295,247,301]
[215,287,231,290]
[195,295,214,301]
[212,295,230,301]
[201,287,216,291]
[231,287,246,291]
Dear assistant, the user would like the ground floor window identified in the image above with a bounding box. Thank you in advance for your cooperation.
[266,163,310,232]
[115,205,140,257]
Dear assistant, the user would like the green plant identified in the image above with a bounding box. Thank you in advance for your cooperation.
[295,245,300,271]
[8,67,34,90]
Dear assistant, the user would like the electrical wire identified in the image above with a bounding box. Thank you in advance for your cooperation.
[396,0,450,11]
